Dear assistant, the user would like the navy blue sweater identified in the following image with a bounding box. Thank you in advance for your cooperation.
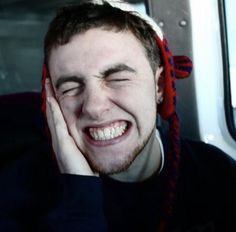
[0,139,235,232]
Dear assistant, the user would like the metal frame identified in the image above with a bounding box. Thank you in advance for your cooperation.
[218,0,236,141]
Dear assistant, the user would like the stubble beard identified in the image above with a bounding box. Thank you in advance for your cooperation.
[84,128,155,175]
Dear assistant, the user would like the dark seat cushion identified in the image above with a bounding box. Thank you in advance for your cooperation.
[0,92,47,170]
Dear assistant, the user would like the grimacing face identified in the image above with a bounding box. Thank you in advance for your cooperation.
[48,28,163,174]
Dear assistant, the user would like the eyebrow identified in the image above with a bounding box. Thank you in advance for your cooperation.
[99,63,136,79]
[55,75,84,90]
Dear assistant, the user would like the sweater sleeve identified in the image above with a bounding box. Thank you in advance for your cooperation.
[41,174,107,232]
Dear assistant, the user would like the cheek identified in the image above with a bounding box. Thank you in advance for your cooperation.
[59,98,80,125]
[118,83,157,112]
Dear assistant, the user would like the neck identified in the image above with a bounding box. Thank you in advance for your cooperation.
[110,129,162,182]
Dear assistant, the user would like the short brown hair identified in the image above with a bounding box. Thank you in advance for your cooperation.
[44,1,160,72]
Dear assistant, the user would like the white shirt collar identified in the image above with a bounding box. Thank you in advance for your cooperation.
[155,129,165,174]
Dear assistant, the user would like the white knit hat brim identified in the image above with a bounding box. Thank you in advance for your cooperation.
[92,0,164,40]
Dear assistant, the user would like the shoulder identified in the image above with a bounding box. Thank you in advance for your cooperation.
[178,138,236,202]
[180,138,236,174]
[170,139,236,230]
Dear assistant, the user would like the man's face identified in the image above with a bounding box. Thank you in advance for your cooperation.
[48,28,162,174]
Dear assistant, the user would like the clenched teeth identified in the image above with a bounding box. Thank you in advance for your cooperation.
[88,122,128,141]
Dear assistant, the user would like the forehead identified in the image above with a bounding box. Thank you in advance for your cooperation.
[48,28,150,79]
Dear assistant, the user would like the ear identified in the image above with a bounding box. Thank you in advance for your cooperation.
[155,66,164,104]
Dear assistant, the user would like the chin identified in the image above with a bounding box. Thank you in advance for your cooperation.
[85,140,147,175]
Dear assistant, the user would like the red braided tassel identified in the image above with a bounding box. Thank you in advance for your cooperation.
[41,64,52,141]
[41,63,48,118]
[158,113,181,232]
[165,113,181,214]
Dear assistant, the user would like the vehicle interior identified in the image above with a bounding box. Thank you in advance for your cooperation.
[0,0,235,167]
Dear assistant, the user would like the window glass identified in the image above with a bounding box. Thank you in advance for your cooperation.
[224,0,236,127]
[133,2,146,13]
[0,0,146,95]
[218,0,236,140]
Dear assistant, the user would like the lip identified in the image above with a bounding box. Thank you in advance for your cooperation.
[83,120,132,147]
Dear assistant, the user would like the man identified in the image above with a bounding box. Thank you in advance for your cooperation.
[0,1,235,232]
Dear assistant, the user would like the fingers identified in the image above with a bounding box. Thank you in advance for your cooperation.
[45,79,67,139]
[45,79,72,169]
[44,78,96,176]
[47,97,68,138]
[45,78,54,98]
[45,78,68,163]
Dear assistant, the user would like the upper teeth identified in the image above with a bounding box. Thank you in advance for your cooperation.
[88,122,127,141]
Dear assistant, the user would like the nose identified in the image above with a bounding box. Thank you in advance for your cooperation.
[81,84,110,120]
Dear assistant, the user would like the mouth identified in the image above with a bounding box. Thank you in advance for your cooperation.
[86,121,129,141]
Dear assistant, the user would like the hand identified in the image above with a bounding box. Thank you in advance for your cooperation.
[45,78,97,176]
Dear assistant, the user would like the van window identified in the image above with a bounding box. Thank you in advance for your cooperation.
[0,0,147,95]
[219,0,236,139]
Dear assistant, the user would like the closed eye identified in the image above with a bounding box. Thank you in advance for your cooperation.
[105,72,132,83]
[109,78,130,82]
[62,87,80,95]
[105,76,131,89]
[59,82,83,96]
[55,75,85,97]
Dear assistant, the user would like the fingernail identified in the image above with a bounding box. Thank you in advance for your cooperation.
[47,97,51,104]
